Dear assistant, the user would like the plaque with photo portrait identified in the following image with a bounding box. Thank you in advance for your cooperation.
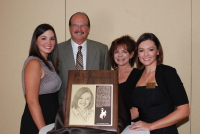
[64,70,118,133]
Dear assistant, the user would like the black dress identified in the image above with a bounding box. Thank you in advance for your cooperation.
[132,64,189,134]
[20,56,61,134]
[119,68,140,109]
[132,86,178,134]
[20,92,59,134]
[119,68,140,122]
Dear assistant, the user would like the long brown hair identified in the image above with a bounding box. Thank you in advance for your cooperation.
[29,23,59,73]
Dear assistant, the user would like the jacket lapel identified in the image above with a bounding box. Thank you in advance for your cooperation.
[86,40,96,70]
[155,64,164,87]
[62,39,76,70]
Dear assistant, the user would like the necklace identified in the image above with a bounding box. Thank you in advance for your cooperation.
[144,71,155,82]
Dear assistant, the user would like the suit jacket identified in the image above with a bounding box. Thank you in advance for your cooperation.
[58,39,111,103]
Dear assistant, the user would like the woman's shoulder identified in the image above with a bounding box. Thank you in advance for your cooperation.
[23,56,42,67]
[24,56,42,64]
[71,107,79,114]
[131,67,140,73]
[24,57,42,71]
[127,68,140,77]
[124,68,141,84]
[156,64,179,79]
[88,109,94,115]
[156,64,176,72]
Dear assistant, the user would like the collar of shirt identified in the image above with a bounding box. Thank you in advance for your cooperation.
[71,39,87,70]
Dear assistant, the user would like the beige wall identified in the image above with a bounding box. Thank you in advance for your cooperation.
[0,0,198,133]
[0,0,65,133]
[191,0,200,133]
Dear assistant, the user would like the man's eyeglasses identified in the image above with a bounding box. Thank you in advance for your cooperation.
[70,24,89,28]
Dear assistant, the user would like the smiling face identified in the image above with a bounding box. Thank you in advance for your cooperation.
[36,30,55,59]
[69,13,90,45]
[77,92,92,109]
[114,45,134,67]
[138,40,159,67]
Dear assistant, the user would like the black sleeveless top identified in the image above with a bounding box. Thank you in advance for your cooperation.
[132,86,178,134]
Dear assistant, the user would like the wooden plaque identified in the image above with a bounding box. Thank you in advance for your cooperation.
[64,70,118,133]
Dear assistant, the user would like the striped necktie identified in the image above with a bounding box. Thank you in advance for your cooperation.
[76,46,83,70]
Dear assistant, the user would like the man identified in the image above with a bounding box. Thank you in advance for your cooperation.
[58,12,110,103]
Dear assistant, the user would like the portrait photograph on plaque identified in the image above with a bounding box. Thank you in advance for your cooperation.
[63,70,118,132]
[68,84,113,126]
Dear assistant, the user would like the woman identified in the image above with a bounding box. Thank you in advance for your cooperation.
[70,87,94,124]
[109,35,140,132]
[20,24,61,134]
[109,35,139,109]
[130,33,190,134]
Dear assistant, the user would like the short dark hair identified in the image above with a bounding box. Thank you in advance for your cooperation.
[29,23,59,73]
[71,87,94,110]
[69,12,90,27]
[136,33,163,69]
[109,35,136,69]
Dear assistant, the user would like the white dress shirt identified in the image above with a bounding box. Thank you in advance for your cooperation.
[71,39,87,70]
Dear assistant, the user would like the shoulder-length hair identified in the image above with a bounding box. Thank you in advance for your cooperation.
[29,23,59,73]
[136,33,163,69]
[71,87,94,110]
[109,35,136,69]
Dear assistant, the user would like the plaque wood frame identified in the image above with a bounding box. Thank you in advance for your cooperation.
[64,70,118,133]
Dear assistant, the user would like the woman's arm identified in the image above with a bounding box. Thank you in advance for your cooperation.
[129,104,189,131]
[150,103,189,130]
[24,59,46,130]
[130,107,139,120]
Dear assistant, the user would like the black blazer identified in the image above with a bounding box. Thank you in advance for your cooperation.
[138,64,189,106]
